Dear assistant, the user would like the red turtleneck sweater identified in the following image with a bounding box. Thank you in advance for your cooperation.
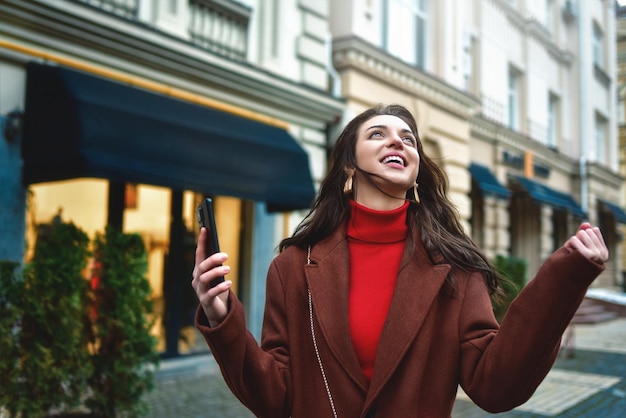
[347,199,409,382]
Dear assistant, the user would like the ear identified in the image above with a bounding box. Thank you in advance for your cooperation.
[344,166,355,176]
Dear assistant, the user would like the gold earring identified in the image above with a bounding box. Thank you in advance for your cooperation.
[343,173,354,194]
[413,183,420,203]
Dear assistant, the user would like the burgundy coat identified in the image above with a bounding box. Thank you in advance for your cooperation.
[196,226,604,417]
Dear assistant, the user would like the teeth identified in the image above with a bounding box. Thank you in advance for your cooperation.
[383,156,404,166]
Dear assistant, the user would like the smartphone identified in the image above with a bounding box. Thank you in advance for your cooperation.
[196,197,225,288]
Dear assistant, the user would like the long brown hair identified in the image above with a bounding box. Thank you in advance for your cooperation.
[279,104,501,294]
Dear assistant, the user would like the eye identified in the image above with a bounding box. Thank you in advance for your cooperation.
[368,131,383,139]
[403,136,416,145]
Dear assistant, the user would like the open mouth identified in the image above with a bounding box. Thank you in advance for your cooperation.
[382,155,406,167]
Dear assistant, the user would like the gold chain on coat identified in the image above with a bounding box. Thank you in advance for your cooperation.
[307,245,338,418]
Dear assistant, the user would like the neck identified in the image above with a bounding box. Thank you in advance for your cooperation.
[353,194,406,211]
[353,173,409,210]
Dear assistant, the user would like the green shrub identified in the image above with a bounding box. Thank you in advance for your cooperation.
[0,221,93,417]
[0,261,23,416]
[491,254,527,323]
[86,227,159,418]
[0,222,159,418]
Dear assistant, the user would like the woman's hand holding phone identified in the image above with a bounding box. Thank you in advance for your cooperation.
[192,228,232,327]
[196,198,225,288]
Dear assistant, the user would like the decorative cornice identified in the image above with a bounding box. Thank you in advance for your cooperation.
[587,163,625,190]
[490,0,573,66]
[331,36,481,119]
[524,18,573,66]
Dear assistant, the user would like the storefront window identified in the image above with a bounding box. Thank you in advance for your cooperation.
[27,179,244,357]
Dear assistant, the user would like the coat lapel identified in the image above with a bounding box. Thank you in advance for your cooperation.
[366,233,450,402]
[305,227,451,397]
[305,227,369,390]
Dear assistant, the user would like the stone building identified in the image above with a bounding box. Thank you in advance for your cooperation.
[616,3,626,291]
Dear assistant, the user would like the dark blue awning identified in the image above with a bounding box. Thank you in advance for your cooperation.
[468,163,510,199]
[22,63,316,211]
[598,199,626,224]
[510,176,586,218]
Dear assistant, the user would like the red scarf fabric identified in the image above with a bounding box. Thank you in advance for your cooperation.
[347,199,409,382]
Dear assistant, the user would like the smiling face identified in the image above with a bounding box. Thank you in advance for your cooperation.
[352,114,420,209]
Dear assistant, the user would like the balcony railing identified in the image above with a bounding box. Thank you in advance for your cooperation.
[480,94,506,126]
[76,0,250,60]
[527,118,547,144]
[188,0,250,60]
[78,0,138,19]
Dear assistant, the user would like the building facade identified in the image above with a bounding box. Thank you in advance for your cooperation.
[328,0,624,286]
[0,0,343,357]
[616,2,626,291]
[471,0,624,284]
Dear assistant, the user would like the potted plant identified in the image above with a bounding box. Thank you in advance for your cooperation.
[85,227,159,417]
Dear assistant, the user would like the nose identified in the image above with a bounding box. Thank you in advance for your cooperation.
[387,132,404,148]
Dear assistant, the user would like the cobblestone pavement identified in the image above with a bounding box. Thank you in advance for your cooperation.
[145,318,625,417]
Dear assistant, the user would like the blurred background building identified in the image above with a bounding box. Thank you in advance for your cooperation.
[1,0,624,360]
[616,1,626,291]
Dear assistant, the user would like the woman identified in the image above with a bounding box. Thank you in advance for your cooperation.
[192,104,608,417]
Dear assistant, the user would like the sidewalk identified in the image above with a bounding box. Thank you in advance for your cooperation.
[145,318,626,417]
[145,353,254,418]
[452,317,626,417]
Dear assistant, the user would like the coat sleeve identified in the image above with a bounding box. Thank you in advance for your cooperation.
[458,245,605,413]
[195,260,292,418]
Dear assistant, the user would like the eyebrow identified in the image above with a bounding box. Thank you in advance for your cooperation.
[366,124,415,136]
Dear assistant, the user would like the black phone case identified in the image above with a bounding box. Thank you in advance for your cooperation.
[196,198,225,288]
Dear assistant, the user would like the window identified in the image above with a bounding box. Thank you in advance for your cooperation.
[415,0,428,68]
[470,187,485,249]
[552,211,567,253]
[594,113,607,164]
[545,0,554,34]
[168,0,177,14]
[383,0,429,69]
[547,93,559,147]
[593,22,603,68]
[508,68,520,130]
